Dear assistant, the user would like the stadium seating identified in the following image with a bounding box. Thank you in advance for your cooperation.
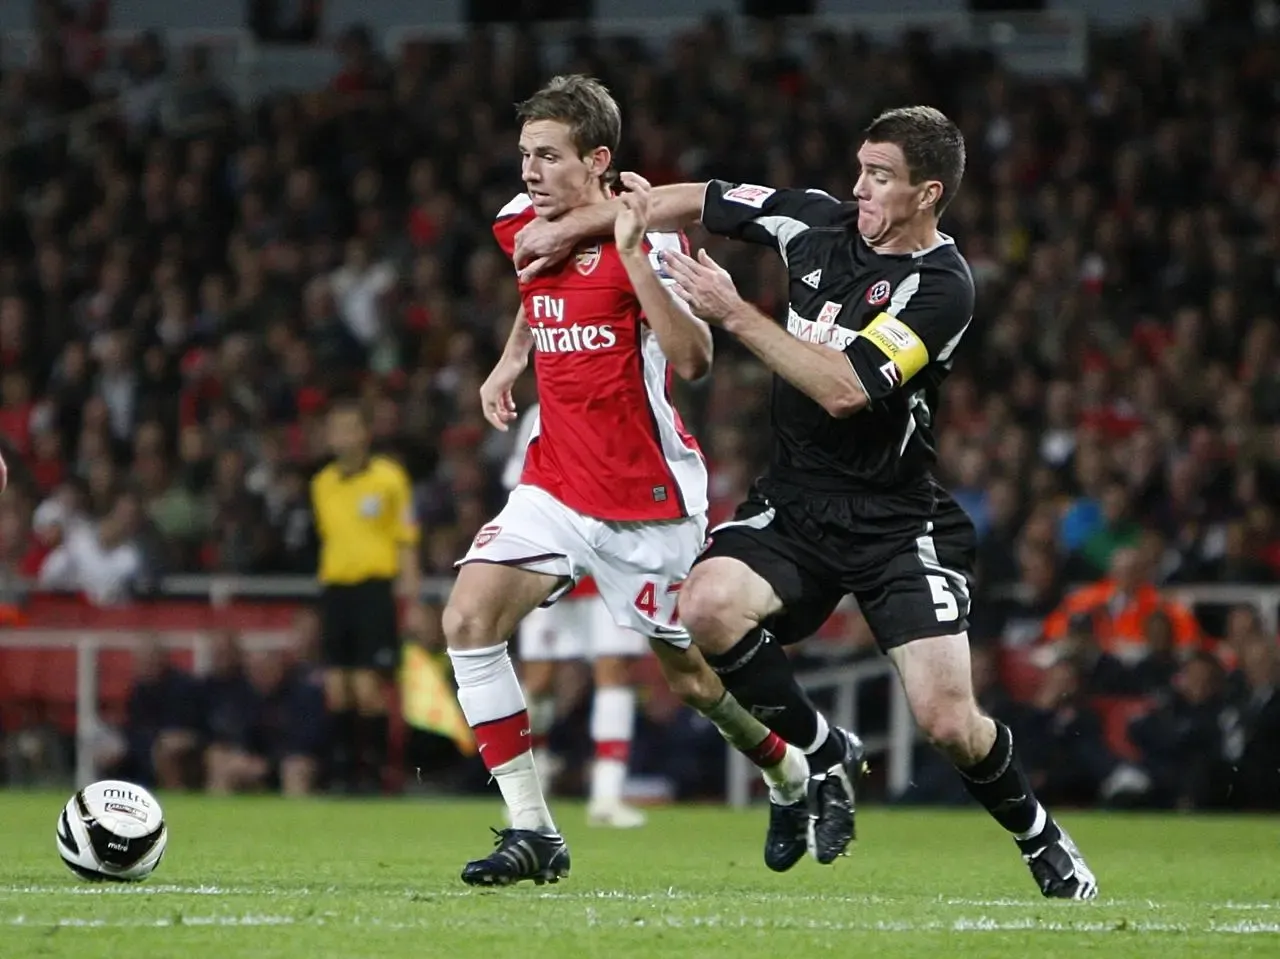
[0,5,1277,807]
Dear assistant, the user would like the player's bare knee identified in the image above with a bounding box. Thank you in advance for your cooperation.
[916,698,985,762]
[918,709,968,752]
[446,565,558,650]
[442,598,499,651]
[677,576,750,652]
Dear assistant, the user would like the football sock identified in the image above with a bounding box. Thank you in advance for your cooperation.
[526,692,556,776]
[704,627,846,772]
[331,709,357,788]
[589,686,636,807]
[449,643,557,834]
[701,690,807,803]
[355,713,388,789]
[956,720,1056,847]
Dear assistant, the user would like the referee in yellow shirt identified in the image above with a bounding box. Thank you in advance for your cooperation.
[312,398,426,793]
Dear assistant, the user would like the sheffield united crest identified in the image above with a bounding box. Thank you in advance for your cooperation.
[866,280,892,306]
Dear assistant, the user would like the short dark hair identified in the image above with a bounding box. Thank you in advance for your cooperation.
[864,105,966,215]
[516,74,622,161]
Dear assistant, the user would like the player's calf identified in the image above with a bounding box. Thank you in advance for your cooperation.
[950,717,1098,899]
[679,565,847,774]
[680,547,864,866]
[587,682,644,827]
[649,640,804,793]
[650,639,810,867]
[919,695,1024,793]
[902,657,1098,900]
[444,564,564,860]
[699,625,847,773]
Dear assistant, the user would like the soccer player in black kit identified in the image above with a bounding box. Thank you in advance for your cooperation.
[515,105,1097,900]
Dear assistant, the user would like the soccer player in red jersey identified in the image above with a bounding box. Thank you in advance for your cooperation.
[443,75,807,886]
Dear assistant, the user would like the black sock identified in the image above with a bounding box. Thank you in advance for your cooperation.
[356,713,389,786]
[957,720,1056,847]
[332,709,357,787]
[704,627,844,771]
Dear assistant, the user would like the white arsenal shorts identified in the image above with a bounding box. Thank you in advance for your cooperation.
[517,594,648,661]
[458,484,707,646]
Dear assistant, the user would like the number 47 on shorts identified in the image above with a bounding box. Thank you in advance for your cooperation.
[634,581,682,626]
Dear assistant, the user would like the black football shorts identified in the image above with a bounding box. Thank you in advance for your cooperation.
[694,476,976,651]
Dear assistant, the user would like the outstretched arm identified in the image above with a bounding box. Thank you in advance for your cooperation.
[514,182,708,280]
[615,174,712,381]
[721,300,866,417]
[663,248,866,418]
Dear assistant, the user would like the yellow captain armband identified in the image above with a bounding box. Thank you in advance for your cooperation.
[857,312,930,385]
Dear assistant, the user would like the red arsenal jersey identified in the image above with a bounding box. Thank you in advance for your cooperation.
[501,402,599,599]
[493,193,707,522]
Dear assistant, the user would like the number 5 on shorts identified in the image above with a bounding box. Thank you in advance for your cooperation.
[927,574,959,623]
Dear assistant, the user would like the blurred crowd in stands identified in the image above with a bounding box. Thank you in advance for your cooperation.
[92,610,329,797]
[0,2,1277,807]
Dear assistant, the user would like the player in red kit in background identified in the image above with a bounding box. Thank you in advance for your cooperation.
[443,75,808,887]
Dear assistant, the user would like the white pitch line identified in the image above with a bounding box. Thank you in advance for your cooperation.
[0,885,240,895]
[6,915,298,928]
[0,885,318,897]
[3,913,1278,935]
[1220,902,1280,911]
[2,885,1278,919]
[1211,921,1280,934]
[941,897,1280,911]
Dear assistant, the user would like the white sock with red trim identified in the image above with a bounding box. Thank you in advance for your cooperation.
[589,685,636,807]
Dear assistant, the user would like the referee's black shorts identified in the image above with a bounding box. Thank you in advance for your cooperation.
[319,578,399,671]
[694,475,976,652]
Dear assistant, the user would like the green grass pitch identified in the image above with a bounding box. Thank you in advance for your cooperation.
[3,792,1277,958]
